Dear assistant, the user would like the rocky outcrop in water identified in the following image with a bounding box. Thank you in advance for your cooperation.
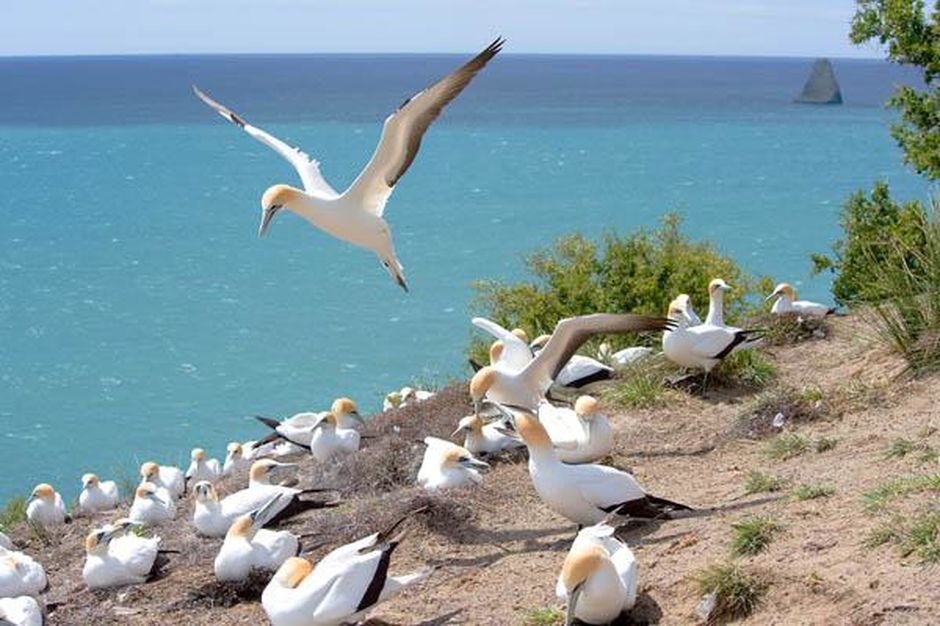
[795,58,842,104]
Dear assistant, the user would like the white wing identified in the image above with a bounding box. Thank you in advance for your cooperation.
[193,85,339,199]
[568,464,646,509]
[472,317,533,371]
[343,38,504,216]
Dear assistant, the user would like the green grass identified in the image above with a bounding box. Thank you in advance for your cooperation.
[798,385,825,403]
[602,361,670,409]
[522,607,564,626]
[901,511,940,563]
[864,519,903,549]
[792,483,836,501]
[861,473,940,512]
[720,349,777,388]
[766,433,810,460]
[731,516,784,556]
[813,436,838,453]
[886,438,917,458]
[0,497,26,532]
[744,471,788,495]
[694,562,767,623]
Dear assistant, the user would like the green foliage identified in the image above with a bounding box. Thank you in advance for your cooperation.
[744,471,788,495]
[886,438,918,458]
[851,0,940,178]
[731,516,784,556]
[694,562,767,623]
[813,436,838,453]
[902,509,940,562]
[469,213,765,361]
[601,356,677,409]
[0,497,26,532]
[522,607,564,626]
[717,350,776,389]
[861,473,940,511]
[766,433,810,460]
[792,483,836,501]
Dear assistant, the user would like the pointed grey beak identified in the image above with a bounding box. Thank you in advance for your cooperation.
[765,292,779,302]
[259,205,282,237]
[451,426,466,439]
[349,411,366,426]
[459,456,490,470]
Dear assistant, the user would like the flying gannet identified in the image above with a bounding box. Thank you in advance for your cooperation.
[193,38,504,292]
[25,484,68,527]
[0,595,42,626]
[767,282,834,319]
[417,437,490,491]
[214,494,300,582]
[78,473,120,514]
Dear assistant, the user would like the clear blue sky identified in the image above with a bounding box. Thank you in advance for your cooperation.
[3,0,882,57]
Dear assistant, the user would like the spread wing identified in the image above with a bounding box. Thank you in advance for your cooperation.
[193,85,339,199]
[472,316,533,371]
[343,38,504,216]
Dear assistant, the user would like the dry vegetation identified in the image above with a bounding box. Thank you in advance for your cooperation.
[3,316,939,625]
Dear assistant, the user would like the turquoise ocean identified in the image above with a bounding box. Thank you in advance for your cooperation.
[0,54,930,503]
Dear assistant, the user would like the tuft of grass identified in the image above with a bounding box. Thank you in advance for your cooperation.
[861,473,940,512]
[755,311,830,346]
[813,436,838,453]
[522,607,564,626]
[799,385,825,403]
[792,483,835,501]
[886,438,916,458]
[901,510,940,563]
[766,433,810,460]
[744,471,788,495]
[0,497,26,532]
[864,519,903,549]
[602,359,672,409]
[719,349,776,388]
[731,516,784,556]
[694,562,767,623]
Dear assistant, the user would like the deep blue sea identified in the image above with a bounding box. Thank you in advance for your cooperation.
[0,54,930,503]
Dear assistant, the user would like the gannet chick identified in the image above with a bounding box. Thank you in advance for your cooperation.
[0,595,42,626]
[0,547,47,597]
[185,448,222,486]
[704,278,732,326]
[310,412,361,463]
[82,526,160,589]
[261,508,433,626]
[139,461,185,500]
[530,334,614,388]
[499,404,691,526]
[25,484,67,527]
[214,495,300,582]
[417,437,490,491]
[767,282,834,319]
[223,442,252,477]
[331,397,365,430]
[249,459,300,489]
[538,395,612,464]
[557,519,637,625]
[128,482,176,526]
[193,480,334,538]
[79,473,120,514]
[254,411,325,450]
[451,414,523,456]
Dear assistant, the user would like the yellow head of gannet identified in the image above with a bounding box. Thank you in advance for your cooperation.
[469,366,497,413]
[193,481,218,503]
[488,340,505,364]
[708,278,732,294]
[81,473,99,489]
[510,409,553,450]
[29,483,55,502]
[249,459,297,485]
[530,334,552,351]
[385,390,403,408]
[452,414,484,438]
[560,544,607,614]
[767,282,796,300]
[314,412,338,428]
[140,461,160,481]
[259,184,304,237]
[511,327,529,343]
[272,556,314,589]
[226,514,253,541]
[574,395,600,419]
[191,448,206,462]
[84,528,113,554]
[667,296,688,321]
[331,397,358,416]
[440,444,489,472]
[135,482,163,501]
[226,442,243,456]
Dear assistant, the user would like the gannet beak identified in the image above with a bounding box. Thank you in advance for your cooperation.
[350,411,366,425]
[259,205,282,237]
[459,456,490,470]
[765,291,779,301]
[566,584,584,626]
[450,426,466,439]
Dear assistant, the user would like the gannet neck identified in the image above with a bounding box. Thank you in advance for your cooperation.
[705,289,724,326]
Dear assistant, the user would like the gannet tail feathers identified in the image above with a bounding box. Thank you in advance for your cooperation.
[712,329,764,360]
[645,493,694,512]
[268,497,341,527]
[371,505,429,551]
[603,494,694,521]
[254,415,283,431]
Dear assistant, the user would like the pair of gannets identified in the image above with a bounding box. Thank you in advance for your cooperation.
[497,404,691,526]
[0,544,47,598]
[129,482,176,526]
[185,447,222,485]
[195,39,503,292]
[256,411,363,463]
[25,484,67,527]
[215,494,300,582]
[417,437,490,491]
[139,461,185,500]
[262,508,433,626]
[470,313,673,412]
[83,520,161,589]
[557,518,637,625]
[767,282,834,319]
[383,387,435,411]
[0,595,42,626]
[78,473,120,514]
[538,395,612,464]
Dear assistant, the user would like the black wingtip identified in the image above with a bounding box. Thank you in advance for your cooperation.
[396,275,409,293]
[254,415,282,431]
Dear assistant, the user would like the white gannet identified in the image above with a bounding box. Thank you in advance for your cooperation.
[254,412,326,450]
[249,459,301,489]
[139,461,185,500]
[538,395,612,464]
[223,442,252,477]
[105,518,160,566]
[451,413,524,456]
[704,278,732,327]
[82,526,161,590]
[530,334,614,388]
[185,448,222,486]
[0,547,47,598]
[310,413,361,463]
[400,386,435,404]
[469,314,673,412]
[0,595,42,626]
[331,398,365,431]
[417,437,490,492]
[193,38,504,292]
[261,508,432,626]
[767,282,834,319]
[606,346,654,368]
[193,480,333,538]
[78,473,120,514]
[557,519,637,625]
[498,405,691,526]
[25,484,67,527]
[0,532,11,550]
[472,317,535,372]
[128,482,176,526]
[214,495,300,582]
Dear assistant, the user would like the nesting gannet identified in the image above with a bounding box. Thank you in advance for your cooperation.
[417,437,490,491]
[223,442,252,477]
[470,314,673,411]
[185,448,222,486]
[194,38,503,292]
[139,461,185,500]
[193,480,333,538]
[255,412,326,449]
[309,413,361,463]
[0,532,11,550]
[0,546,47,598]
[128,482,176,526]
[82,526,161,589]
[261,508,433,626]
[215,495,300,582]
[538,395,612,464]
[530,334,614,388]
[604,345,654,368]
[249,459,301,489]
[557,518,637,625]
[330,398,365,431]
[452,413,524,456]
[401,386,435,404]
[25,484,67,527]
[498,405,691,526]
[78,473,120,514]
[0,595,42,626]
[704,278,732,327]
[105,518,160,567]
[767,282,834,319]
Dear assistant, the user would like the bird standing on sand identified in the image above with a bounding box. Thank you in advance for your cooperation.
[767,282,834,319]
[25,483,67,527]
[538,395,612,464]
[214,495,300,582]
[193,38,504,292]
[82,526,161,589]
[79,473,120,514]
[0,595,42,626]
[417,437,490,491]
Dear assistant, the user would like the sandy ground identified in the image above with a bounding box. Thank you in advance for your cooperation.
[5,316,939,625]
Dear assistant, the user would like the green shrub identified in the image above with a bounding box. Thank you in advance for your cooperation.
[766,433,810,460]
[694,562,767,623]
[744,471,788,495]
[792,483,835,501]
[0,497,26,532]
[601,355,678,409]
[731,516,784,556]
[716,350,776,389]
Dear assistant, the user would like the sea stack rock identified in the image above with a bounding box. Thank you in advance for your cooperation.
[795,58,842,104]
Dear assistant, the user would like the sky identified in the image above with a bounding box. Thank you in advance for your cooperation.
[3,0,884,58]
